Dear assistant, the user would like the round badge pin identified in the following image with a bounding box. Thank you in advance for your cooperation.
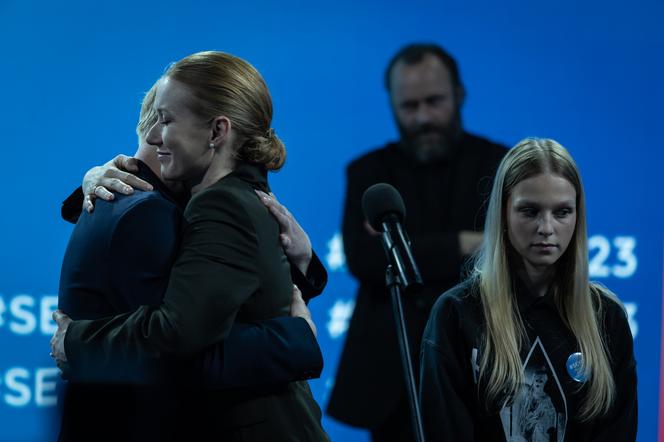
[566,352,588,382]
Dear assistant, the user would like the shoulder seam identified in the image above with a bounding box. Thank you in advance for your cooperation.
[185,183,259,246]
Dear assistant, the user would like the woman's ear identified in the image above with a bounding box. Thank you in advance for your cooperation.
[210,115,232,148]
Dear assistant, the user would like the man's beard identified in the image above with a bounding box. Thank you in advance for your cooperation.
[397,113,463,163]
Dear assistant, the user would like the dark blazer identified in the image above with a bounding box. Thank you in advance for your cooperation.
[62,162,328,441]
[326,133,506,430]
[58,162,325,441]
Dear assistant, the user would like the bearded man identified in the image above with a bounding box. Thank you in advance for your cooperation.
[327,43,507,442]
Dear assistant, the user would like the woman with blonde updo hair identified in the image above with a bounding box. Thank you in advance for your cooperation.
[164,50,286,172]
[420,138,637,441]
[56,51,328,441]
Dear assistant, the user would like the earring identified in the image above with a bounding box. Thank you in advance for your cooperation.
[209,142,215,149]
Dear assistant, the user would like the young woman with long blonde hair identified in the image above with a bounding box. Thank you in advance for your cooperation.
[420,138,637,441]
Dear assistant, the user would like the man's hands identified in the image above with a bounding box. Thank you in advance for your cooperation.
[289,285,316,338]
[82,154,153,212]
[256,190,312,275]
[50,310,72,372]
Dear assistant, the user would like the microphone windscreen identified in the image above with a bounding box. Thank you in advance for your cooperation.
[362,183,406,232]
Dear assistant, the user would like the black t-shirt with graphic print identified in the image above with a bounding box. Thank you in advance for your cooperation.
[419,278,637,442]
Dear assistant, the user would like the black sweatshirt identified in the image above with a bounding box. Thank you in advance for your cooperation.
[420,278,637,441]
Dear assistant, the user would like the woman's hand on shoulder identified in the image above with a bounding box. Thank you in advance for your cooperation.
[82,154,153,212]
[255,190,312,274]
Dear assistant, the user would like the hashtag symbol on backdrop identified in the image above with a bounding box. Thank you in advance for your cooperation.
[326,299,355,339]
[325,232,346,272]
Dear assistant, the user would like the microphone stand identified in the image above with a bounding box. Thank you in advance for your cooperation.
[380,225,425,442]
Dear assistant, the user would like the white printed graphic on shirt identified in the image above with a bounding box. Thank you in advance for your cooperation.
[499,337,567,442]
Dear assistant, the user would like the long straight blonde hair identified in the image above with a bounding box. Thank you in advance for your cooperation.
[473,138,616,420]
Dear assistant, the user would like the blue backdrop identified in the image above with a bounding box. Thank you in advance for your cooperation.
[1,0,662,440]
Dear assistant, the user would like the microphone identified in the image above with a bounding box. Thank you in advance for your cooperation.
[362,183,424,294]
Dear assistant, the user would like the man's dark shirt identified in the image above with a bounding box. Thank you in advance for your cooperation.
[327,132,507,430]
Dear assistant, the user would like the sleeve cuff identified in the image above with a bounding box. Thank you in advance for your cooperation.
[61,186,84,223]
[291,252,328,301]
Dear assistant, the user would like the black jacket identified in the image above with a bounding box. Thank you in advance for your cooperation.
[327,133,506,429]
[420,278,638,441]
[58,162,327,441]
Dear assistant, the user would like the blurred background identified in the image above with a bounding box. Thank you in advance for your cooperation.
[0,0,662,440]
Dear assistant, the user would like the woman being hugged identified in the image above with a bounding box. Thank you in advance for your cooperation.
[419,138,637,441]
